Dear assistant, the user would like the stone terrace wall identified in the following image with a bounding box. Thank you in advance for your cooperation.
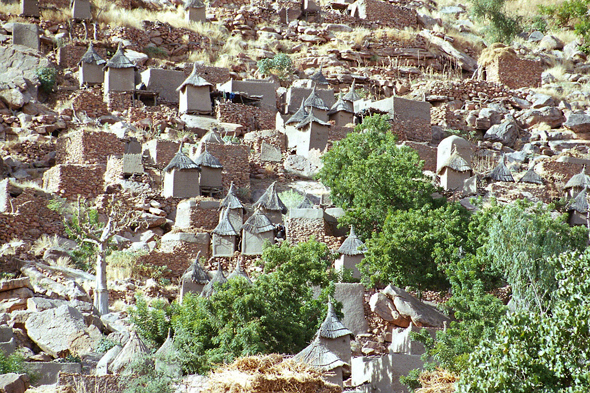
[43,164,106,199]
[487,57,543,90]
[137,240,210,278]
[216,101,276,133]
[105,92,139,113]
[56,131,125,165]
[402,141,437,172]
[286,217,326,244]
[58,44,108,69]
[69,87,110,119]
[201,142,250,191]
[358,0,418,28]
[184,64,232,85]
[392,118,431,143]
[0,189,64,243]
[58,373,121,393]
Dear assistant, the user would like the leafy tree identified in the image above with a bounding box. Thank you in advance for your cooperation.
[360,203,470,292]
[469,0,521,43]
[129,296,175,348]
[317,114,438,240]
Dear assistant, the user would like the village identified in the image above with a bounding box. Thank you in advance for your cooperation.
[2,0,590,391]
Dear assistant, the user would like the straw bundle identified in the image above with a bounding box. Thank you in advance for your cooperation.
[207,354,342,393]
[416,368,458,393]
[478,43,518,68]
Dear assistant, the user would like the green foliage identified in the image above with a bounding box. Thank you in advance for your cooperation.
[317,114,438,240]
[143,45,168,59]
[121,354,177,393]
[95,337,117,353]
[539,0,590,53]
[468,0,522,43]
[129,296,174,348]
[530,15,548,33]
[0,350,26,374]
[257,53,293,80]
[36,67,57,93]
[107,250,170,282]
[361,203,470,291]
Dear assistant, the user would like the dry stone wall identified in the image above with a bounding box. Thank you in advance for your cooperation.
[69,87,110,119]
[201,142,250,191]
[43,164,106,199]
[216,101,276,132]
[486,57,543,90]
[56,131,125,165]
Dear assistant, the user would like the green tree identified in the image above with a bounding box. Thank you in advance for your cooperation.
[360,203,470,291]
[257,53,293,80]
[317,114,438,240]
[469,0,521,43]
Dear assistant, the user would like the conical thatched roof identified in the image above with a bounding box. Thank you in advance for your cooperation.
[567,189,589,214]
[227,258,252,283]
[194,149,223,169]
[285,101,309,125]
[110,331,149,374]
[105,44,135,69]
[564,166,590,191]
[163,144,200,172]
[177,63,213,91]
[202,263,227,298]
[294,337,347,371]
[342,80,360,103]
[184,0,204,8]
[201,128,224,144]
[488,155,514,182]
[154,330,181,376]
[191,257,210,284]
[213,208,238,236]
[253,182,287,213]
[338,226,366,256]
[80,42,106,66]
[220,182,245,210]
[327,94,353,115]
[297,194,314,208]
[303,87,329,111]
[310,65,329,85]
[318,299,353,339]
[241,210,275,234]
[296,108,331,129]
[518,167,544,185]
[437,148,471,175]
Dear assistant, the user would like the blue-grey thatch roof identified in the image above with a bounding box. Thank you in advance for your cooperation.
[342,79,360,103]
[191,257,210,284]
[177,63,213,91]
[163,144,200,172]
[80,42,106,66]
[310,65,329,85]
[328,94,353,115]
[518,167,543,185]
[564,166,590,191]
[567,189,589,214]
[201,263,227,297]
[201,128,224,144]
[285,100,309,125]
[241,210,275,234]
[295,108,330,129]
[253,181,287,213]
[437,149,471,175]
[213,208,238,236]
[220,182,245,210]
[297,195,314,208]
[227,258,251,283]
[184,0,204,9]
[194,149,223,169]
[338,226,366,256]
[318,299,353,339]
[303,86,329,111]
[293,337,347,371]
[488,155,514,182]
[105,44,135,69]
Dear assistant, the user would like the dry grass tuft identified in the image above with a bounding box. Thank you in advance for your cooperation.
[0,2,20,15]
[207,354,342,393]
[31,234,62,256]
[416,368,459,393]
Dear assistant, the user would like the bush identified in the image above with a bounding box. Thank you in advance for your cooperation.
[36,67,57,93]
[257,53,293,80]
[120,354,177,393]
[0,350,26,374]
[128,296,174,348]
[539,0,590,53]
[469,0,521,43]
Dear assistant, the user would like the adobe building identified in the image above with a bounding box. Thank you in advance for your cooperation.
[286,84,335,114]
[436,136,472,174]
[294,109,330,157]
[303,87,330,122]
[437,147,473,191]
[227,258,251,283]
[349,0,418,28]
[12,23,39,51]
[217,79,278,111]
[104,45,136,93]
[328,94,354,126]
[564,166,590,199]
[20,0,39,17]
[219,182,245,232]
[212,208,238,257]
[342,80,361,107]
[193,149,223,196]
[201,263,227,298]
[179,256,210,302]
[294,337,348,387]
[162,145,201,198]
[184,0,206,23]
[478,43,543,89]
[253,181,287,225]
[310,65,330,87]
[283,101,308,148]
[79,43,106,87]
[317,299,354,365]
[335,226,366,279]
[177,63,213,114]
[72,0,92,20]
[140,69,186,103]
[241,209,276,256]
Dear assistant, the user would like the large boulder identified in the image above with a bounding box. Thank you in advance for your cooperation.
[0,373,29,393]
[381,285,450,328]
[484,119,519,147]
[564,113,590,134]
[519,106,565,129]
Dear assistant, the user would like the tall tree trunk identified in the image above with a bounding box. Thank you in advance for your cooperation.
[94,242,109,315]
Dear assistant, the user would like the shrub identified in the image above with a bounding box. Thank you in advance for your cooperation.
[0,350,26,374]
[120,354,177,393]
[257,53,293,80]
[469,0,522,43]
[36,67,57,93]
[128,295,174,348]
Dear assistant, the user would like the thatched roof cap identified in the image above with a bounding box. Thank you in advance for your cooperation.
[488,155,514,182]
[338,226,366,256]
[110,331,149,374]
[202,263,227,298]
[303,87,329,111]
[310,65,329,85]
[342,79,360,102]
[191,257,210,284]
[318,299,353,339]
[80,42,106,66]
[328,94,353,115]
[293,337,348,371]
[201,128,225,144]
[177,63,213,91]
[163,144,200,172]
[220,182,245,210]
[194,149,223,169]
[105,44,135,69]
[295,108,331,129]
[227,258,252,283]
[567,189,589,214]
[437,148,471,175]
[213,208,238,236]
[285,101,309,125]
[518,167,544,185]
[253,181,287,213]
[564,166,590,190]
[184,0,205,8]
[241,210,275,234]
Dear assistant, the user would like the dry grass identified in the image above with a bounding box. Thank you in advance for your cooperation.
[31,234,62,256]
[207,354,342,393]
[416,368,458,393]
[504,0,567,19]
[41,8,71,23]
[0,2,20,15]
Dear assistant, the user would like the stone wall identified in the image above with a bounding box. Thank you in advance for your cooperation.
[105,92,138,113]
[175,198,220,232]
[486,57,543,90]
[216,101,276,132]
[200,142,250,191]
[43,164,106,199]
[355,0,418,29]
[329,125,354,144]
[137,237,210,278]
[58,373,121,393]
[392,118,431,143]
[58,44,108,69]
[401,141,437,172]
[185,64,232,85]
[56,131,125,165]
[69,87,110,119]
[286,216,326,244]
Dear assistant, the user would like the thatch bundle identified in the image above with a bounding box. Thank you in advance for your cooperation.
[477,43,519,68]
[416,368,458,393]
[207,354,342,393]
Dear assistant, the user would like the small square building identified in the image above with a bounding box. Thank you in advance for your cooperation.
[104,45,136,93]
[177,63,213,114]
[162,145,201,198]
[79,43,106,87]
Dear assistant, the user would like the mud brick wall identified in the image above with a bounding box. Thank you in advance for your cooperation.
[184,64,231,85]
[56,130,125,165]
[329,126,354,144]
[105,92,138,113]
[43,164,106,200]
[58,373,121,393]
[177,199,220,232]
[104,156,124,185]
[58,44,108,69]
[402,141,437,172]
[137,241,210,278]
[0,189,64,244]
[286,217,326,244]
[243,130,286,153]
[486,57,543,90]
[362,0,418,28]
[392,118,431,143]
[70,87,110,119]
[216,101,276,132]
[201,142,250,191]
[425,79,527,101]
